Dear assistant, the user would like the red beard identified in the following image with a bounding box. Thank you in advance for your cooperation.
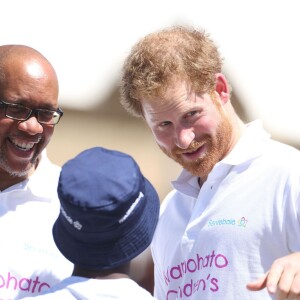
[160,115,233,180]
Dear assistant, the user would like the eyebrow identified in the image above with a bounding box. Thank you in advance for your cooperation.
[6,100,57,111]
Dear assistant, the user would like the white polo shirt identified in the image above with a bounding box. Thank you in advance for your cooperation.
[21,276,157,299]
[152,120,300,300]
[0,150,73,299]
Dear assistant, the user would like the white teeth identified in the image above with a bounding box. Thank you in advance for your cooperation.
[186,149,198,154]
[10,137,38,151]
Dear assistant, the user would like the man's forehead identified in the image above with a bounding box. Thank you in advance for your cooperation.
[142,91,202,121]
[161,80,193,100]
[25,61,45,79]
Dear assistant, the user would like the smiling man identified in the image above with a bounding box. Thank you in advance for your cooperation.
[0,45,72,299]
[120,26,300,300]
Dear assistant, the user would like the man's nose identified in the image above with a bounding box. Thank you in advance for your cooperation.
[17,116,43,135]
[174,126,195,149]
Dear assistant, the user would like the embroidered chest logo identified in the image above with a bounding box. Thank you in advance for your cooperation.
[207,216,248,228]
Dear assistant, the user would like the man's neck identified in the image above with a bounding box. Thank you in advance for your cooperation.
[0,172,28,191]
[72,264,131,280]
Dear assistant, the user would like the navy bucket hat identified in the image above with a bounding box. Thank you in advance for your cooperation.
[53,147,160,270]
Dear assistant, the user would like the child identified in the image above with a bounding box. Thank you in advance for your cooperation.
[23,147,159,299]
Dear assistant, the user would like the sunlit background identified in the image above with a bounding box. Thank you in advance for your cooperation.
[1,0,299,199]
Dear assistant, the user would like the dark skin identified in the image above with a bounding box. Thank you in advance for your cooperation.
[0,45,59,191]
[129,246,154,294]
[72,246,155,294]
[72,264,131,280]
[0,46,156,294]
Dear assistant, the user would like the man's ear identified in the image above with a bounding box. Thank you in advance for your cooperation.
[215,73,230,105]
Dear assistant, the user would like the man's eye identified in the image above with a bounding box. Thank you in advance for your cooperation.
[9,105,25,113]
[39,110,54,120]
[159,121,171,127]
[185,111,197,118]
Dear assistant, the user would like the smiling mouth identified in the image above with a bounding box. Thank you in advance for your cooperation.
[179,142,205,154]
[9,137,41,151]
[183,147,201,156]
[184,148,201,154]
[181,143,207,159]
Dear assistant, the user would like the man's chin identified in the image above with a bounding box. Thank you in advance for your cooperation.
[171,156,200,175]
[7,167,31,178]
[172,153,216,178]
[180,162,204,177]
[160,146,213,177]
[0,160,34,178]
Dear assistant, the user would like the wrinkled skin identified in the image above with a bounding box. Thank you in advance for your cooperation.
[0,45,59,190]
